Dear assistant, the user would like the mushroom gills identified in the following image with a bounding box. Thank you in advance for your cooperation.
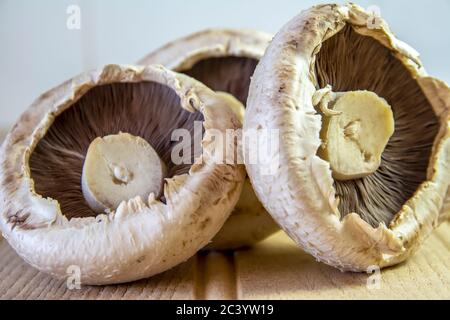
[82,132,166,214]
[315,25,439,227]
[30,82,204,219]
[315,89,395,181]
[182,57,259,104]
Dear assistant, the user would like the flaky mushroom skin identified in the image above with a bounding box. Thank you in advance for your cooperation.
[140,29,279,250]
[245,4,450,271]
[0,65,245,285]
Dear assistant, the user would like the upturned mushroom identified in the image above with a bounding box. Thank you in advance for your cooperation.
[139,29,279,250]
[245,4,450,271]
[0,64,246,285]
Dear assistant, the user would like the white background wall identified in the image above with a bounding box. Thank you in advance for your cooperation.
[1,0,449,129]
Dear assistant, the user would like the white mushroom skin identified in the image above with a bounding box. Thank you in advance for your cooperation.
[315,89,395,181]
[0,64,246,285]
[82,132,166,214]
[245,4,450,271]
[139,29,280,250]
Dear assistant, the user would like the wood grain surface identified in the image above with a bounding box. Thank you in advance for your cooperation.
[0,223,448,300]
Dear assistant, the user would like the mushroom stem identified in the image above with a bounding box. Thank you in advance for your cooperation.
[314,87,395,181]
[82,132,166,214]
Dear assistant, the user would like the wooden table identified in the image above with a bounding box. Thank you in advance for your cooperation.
[0,223,448,300]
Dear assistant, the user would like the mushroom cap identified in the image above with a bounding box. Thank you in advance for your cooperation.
[0,64,246,284]
[139,29,279,250]
[245,4,450,271]
[138,28,271,72]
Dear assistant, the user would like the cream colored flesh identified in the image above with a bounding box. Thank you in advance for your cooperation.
[82,132,166,214]
[318,90,395,180]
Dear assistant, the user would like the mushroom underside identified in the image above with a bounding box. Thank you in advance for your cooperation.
[30,82,204,219]
[181,56,259,104]
[30,56,260,223]
[315,26,440,228]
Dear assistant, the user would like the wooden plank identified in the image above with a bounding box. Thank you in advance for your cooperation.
[199,251,236,300]
[0,237,197,300]
[235,223,450,300]
[0,224,448,299]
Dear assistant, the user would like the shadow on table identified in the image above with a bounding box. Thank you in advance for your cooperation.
[233,232,406,299]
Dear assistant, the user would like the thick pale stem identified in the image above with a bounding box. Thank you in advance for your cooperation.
[314,87,395,181]
[82,132,166,214]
